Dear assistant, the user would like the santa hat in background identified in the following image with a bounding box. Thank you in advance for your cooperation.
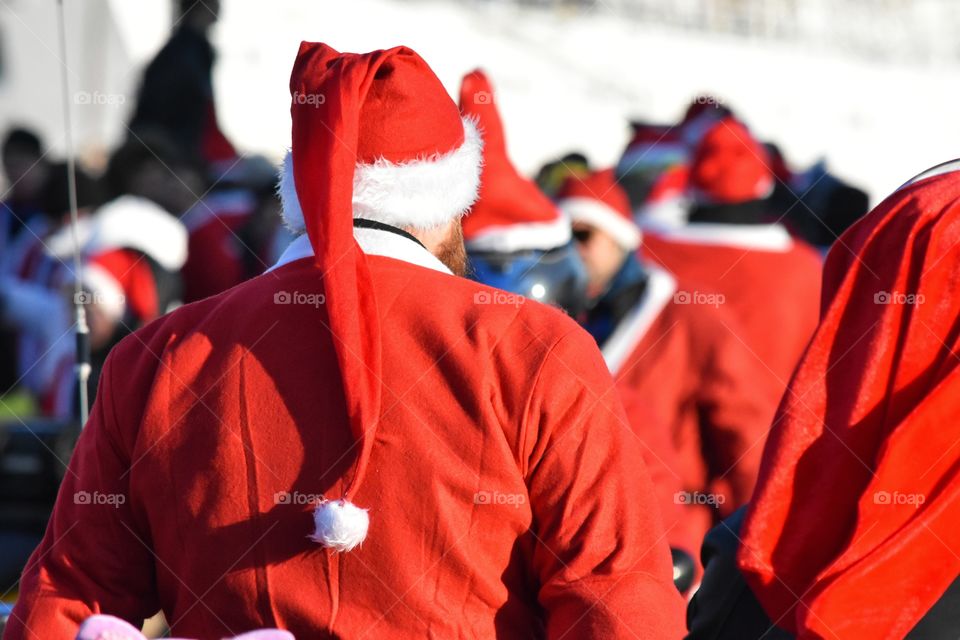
[457,69,570,253]
[635,164,691,229]
[558,169,641,251]
[278,43,482,551]
[615,124,689,181]
[688,117,775,206]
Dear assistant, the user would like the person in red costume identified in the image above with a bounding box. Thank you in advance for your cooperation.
[6,44,684,639]
[559,169,780,576]
[642,116,822,400]
[738,162,960,638]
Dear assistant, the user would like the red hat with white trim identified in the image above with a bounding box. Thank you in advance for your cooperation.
[689,117,774,206]
[558,169,641,251]
[458,69,570,253]
[277,43,483,552]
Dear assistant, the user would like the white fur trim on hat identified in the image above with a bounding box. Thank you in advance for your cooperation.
[85,196,189,271]
[465,215,572,253]
[561,197,641,251]
[279,116,483,233]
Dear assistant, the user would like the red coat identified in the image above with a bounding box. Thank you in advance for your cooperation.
[602,266,780,557]
[8,228,685,639]
[642,223,822,391]
[739,170,960,638]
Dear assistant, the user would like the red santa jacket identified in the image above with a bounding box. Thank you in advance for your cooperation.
[738,169,960,638]
[601,265,780,558]
[7,226,685,639]
[642,222,822,391]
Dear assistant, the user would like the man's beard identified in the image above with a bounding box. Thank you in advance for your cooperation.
[435,221,468,277]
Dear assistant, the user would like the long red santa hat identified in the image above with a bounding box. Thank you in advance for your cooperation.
[277,43,482,551]
[738,163,960,637]
[457,69,569,252]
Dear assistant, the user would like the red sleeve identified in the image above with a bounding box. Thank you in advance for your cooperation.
[6,351,159,638]
[523,330,686,639]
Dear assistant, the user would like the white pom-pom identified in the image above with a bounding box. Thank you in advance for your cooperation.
[310,499,369,552]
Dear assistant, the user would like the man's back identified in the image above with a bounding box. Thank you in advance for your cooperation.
[9,240,684,638]
[643,227,822,387]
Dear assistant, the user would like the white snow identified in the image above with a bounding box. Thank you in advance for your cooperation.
[209,0,960,205]
[3,0,959,206]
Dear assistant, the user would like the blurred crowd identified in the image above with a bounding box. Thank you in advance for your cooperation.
[0,0,876,628]
[0,0,292,421]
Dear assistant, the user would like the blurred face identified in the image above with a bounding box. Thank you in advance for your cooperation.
[572,222,627,297]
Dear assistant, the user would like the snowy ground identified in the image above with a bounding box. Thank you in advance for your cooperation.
[12,0,960,205]
[207,0,960,205]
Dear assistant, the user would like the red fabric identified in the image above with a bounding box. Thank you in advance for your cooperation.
[182,193,256,303]
[458,70,562,240]
[738,170,960,638]
[7,254,686,638]
[201,100,238,166]
[557,168,632,221]
[288,43,467,503]
[645,165,690,206]
[689,117,774,205]
[642,233,821,395]
[612,295,781,557]
[89,249,159,322]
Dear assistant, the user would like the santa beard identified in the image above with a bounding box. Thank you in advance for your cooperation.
[435,221,468,277]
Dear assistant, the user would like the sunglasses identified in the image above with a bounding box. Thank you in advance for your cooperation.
[572,228,593,243]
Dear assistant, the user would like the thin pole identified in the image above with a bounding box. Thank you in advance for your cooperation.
[55,0,90,426]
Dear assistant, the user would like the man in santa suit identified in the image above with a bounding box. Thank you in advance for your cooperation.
[7,44,684,639]
[559,169,781,568]
[642,116,822,393]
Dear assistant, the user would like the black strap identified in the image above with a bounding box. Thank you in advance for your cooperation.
[353,218,426,250]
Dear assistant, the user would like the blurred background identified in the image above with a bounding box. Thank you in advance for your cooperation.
[2,0,958,200]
